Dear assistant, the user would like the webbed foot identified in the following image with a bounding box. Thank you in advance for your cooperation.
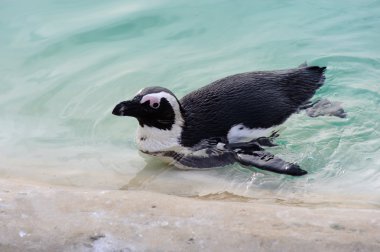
[305,99,347,118]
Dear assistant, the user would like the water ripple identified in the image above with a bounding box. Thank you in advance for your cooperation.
[1,0,380,206]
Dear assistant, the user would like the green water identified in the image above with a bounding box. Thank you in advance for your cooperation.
[1,0,380,204]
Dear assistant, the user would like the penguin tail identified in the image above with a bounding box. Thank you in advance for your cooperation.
[279,65,326,106]
[298,61,308,68]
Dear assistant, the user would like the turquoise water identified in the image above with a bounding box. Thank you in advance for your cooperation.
[1,0,380,204]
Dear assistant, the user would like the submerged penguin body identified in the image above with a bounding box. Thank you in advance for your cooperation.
[112,64,345,176]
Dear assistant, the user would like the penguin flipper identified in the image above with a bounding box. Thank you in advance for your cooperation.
[236,150,307,176]
[164,139,236,169]
[164,138,306,175]
[168,149,236,169]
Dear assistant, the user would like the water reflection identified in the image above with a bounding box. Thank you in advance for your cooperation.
[120,159,170,191]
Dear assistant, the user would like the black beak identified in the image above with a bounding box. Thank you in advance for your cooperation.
[112,100,141,117]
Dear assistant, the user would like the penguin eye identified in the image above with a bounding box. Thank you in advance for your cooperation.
[151,102,160,109]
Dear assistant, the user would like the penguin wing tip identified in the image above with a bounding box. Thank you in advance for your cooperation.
[288,164,308,176]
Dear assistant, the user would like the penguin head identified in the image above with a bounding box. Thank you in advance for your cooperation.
[112,86,183,130]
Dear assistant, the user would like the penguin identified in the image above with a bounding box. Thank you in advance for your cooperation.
[112,64,346,176]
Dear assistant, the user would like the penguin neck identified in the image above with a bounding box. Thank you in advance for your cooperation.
[136,113,185,153]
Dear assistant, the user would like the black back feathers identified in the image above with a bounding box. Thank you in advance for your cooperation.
[179,66,326,147]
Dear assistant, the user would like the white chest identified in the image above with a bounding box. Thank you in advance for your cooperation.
[136,124,183,152]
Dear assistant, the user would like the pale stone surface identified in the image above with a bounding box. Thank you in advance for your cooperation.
[1,178,380,252]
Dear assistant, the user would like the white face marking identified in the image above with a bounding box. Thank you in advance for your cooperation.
[140,91,180,112]
[136,91,184,153]
[140,94,161,108]
[227,124,275,143]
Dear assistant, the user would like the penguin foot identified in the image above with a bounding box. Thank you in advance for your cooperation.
[305,99,347,118]
[226,134,279,151]
[225,140,264,152]
[255,137,278,147]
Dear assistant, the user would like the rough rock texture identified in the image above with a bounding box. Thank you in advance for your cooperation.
[1,178,380,252]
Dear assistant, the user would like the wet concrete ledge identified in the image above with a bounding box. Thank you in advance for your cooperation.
[1,178,380,252]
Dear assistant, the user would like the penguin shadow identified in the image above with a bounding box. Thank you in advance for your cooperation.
[119,160,171,190]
